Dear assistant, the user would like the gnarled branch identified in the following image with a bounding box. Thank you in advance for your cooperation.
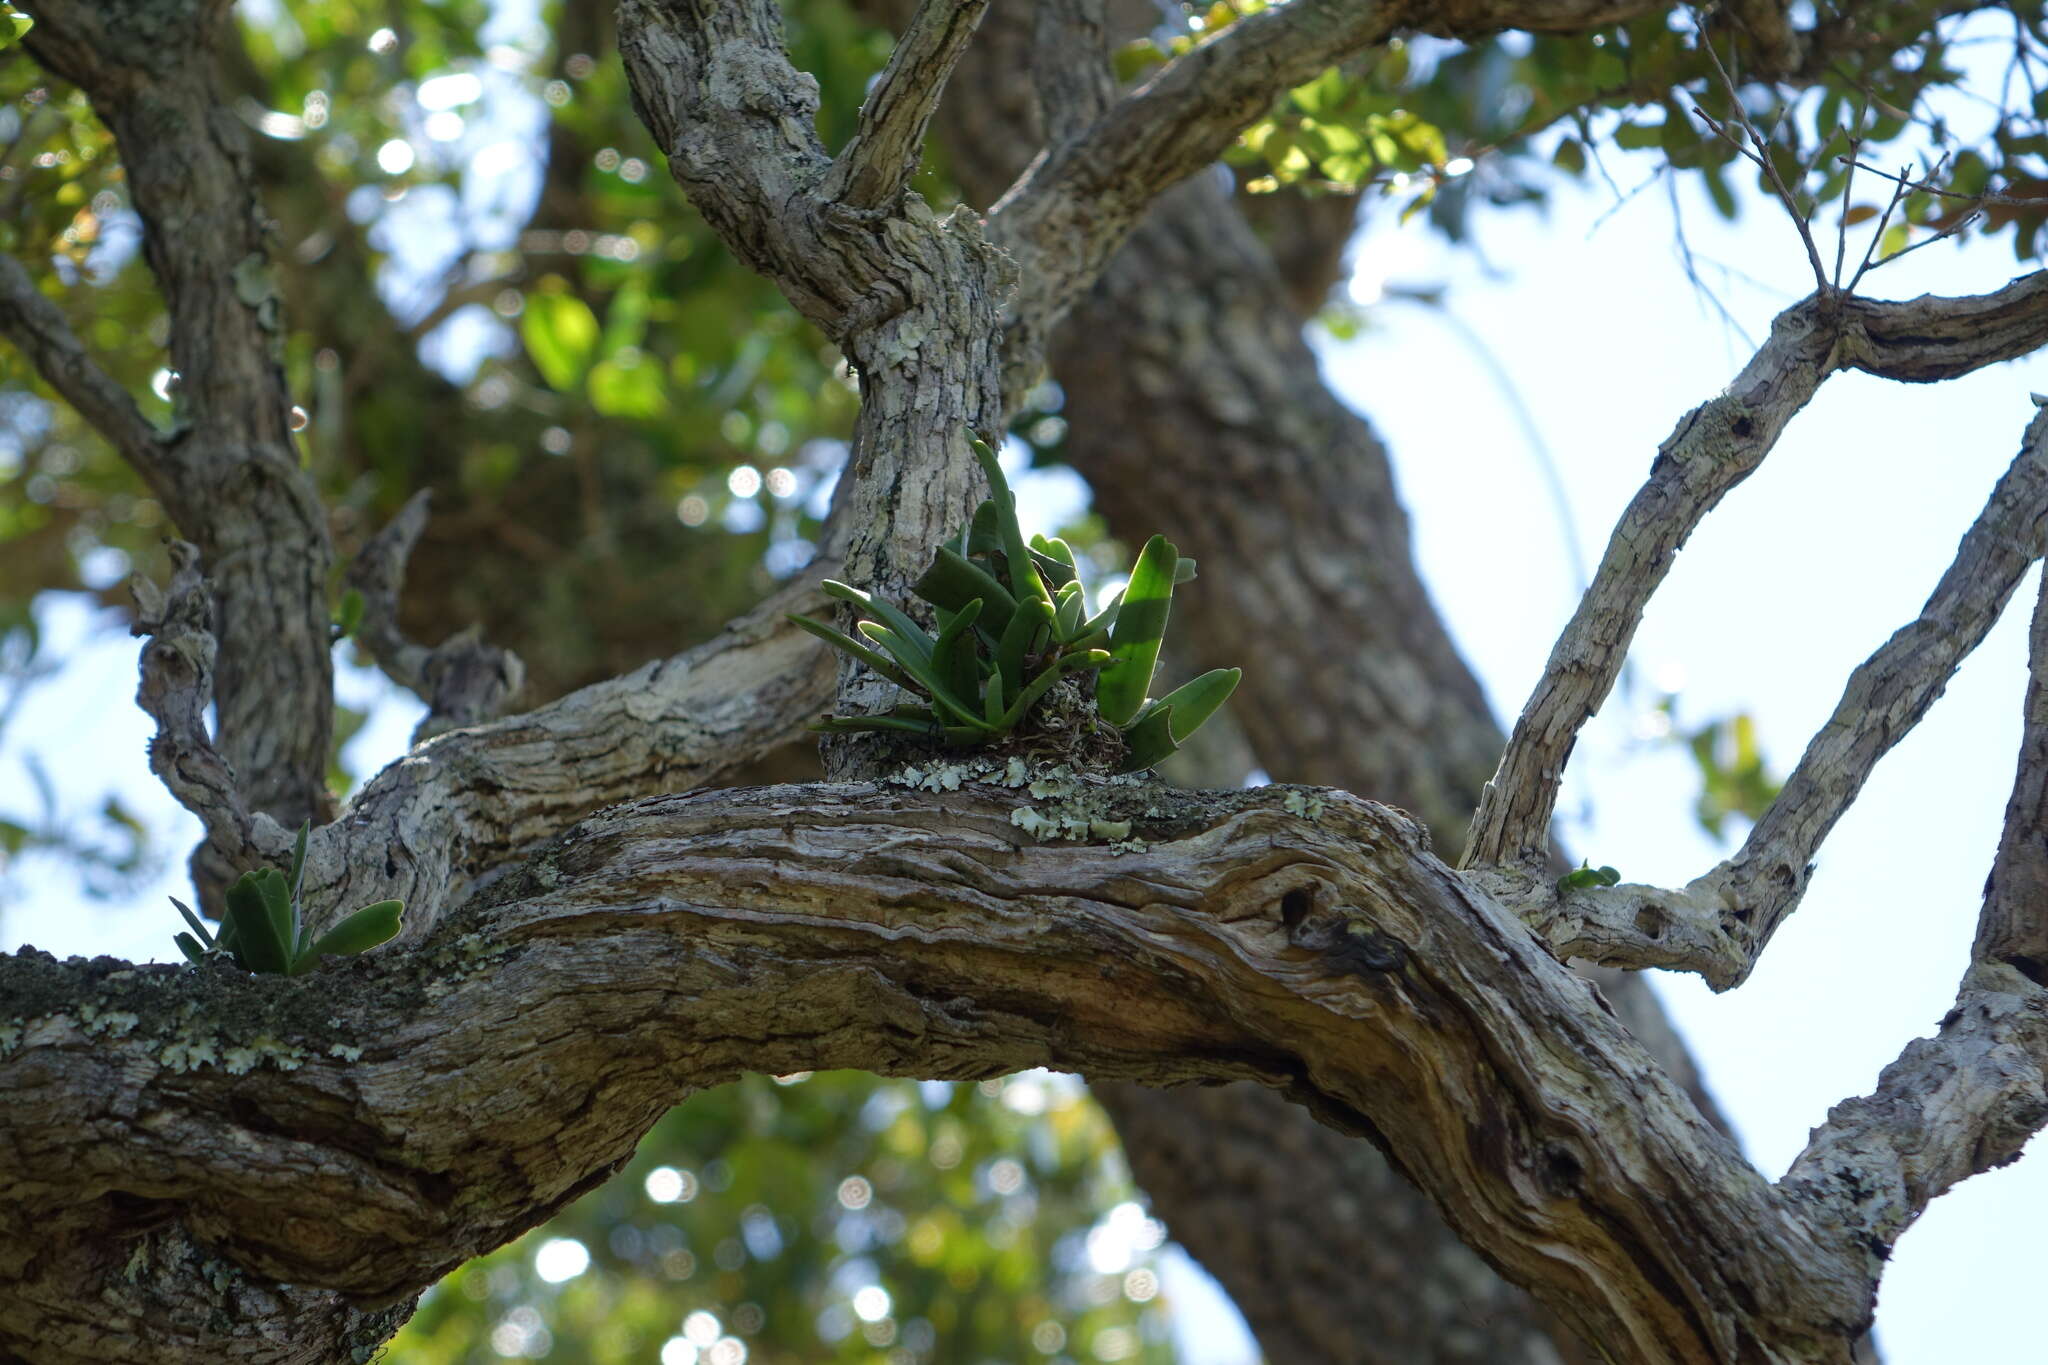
[0,779,1870,1365]
[342,490,526,742]
[1489,402,2048,987]
[1465,277,2048,883]
[1781,556,2048,1268]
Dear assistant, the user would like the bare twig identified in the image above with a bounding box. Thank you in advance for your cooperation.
[0,249,170,498]
[130,543,293,875]
[1832,125,1860,289]
[1847,158,1921,292]
[822,0,991,210]
[342,490,526,742]
[1464,273,2048,880]
[1782,532,2048,1258]
[1689,29,1830,292]
[1482,403,2048,988]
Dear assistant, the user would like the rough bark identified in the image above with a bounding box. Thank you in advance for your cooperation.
[23,1,336,862]
[0,778,1873,1365]
[7,4,2048,1364]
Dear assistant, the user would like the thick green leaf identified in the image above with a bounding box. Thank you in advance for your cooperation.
[174,932,209,965]
[822,581,935,661]
[171,896,215,950]
[913,546,1017,635]
[1053,580,1085,640]
[931,597,985,703]
[520,291,600,392]
[1115,705,1180,773]
[306,900,405,965]
[1152,668,1241,743]
[787,614,918,691]
[860,624,992,729]
[224,872,291,974]
[1097,535,1178,727]
[970,438,1054,609]
[812,713,944,737]
[255,868,296,961]
[994,598,1055,702]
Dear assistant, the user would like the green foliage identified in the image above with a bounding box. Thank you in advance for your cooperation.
[0,4,32,51]
[1662,700,1783,840]
[390,1073,1175,1365]
[171,822,404,975]
[1556,862,1622,893]
[793,439,1238,772]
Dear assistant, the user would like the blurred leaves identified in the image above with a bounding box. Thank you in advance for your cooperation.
[389,1073,1176,1365]
[1655,697,1783,841]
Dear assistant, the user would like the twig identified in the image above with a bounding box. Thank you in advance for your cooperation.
[1690,24,1830,292]
[1781,495,2048,1256]
[343,490,526,741]
[1832,125,1859,290]
[822,0,990,211]
[1481,401,2048,990]
[0,248,171,497]
[1462,275,2048,879]
[1847,158,1927,292]
[130,542,292,873]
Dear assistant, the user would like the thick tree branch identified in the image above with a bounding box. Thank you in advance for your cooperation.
[1030,0,1115,147]
[0,249,169,499]
[342,491,526,741]
[0,779,1872,1365]
[1464,276,2048,881]
[292,566,837,943]
[983,0,1666,394]
[822,0,990,210]
[25,0,338,846]
[1780,559,2048,1271]
[617,0,1013,762]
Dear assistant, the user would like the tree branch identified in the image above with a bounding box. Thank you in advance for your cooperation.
[1030,0,1115,147]
[822,0,990,210]
[24,0,339,842]
[0,779,1873,1364]
[342,490,526,742]
[984,0,1670,397]
[128,542,293,873]
[1780,556,2048,1270]
[1487,402,2048,987]
[1463,276,2048,879]
[291,564,838,944]
[0,248,169,500]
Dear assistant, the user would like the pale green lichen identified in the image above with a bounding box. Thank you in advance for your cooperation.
[1284,790,1327,821]
[221,1033,306,1075]
[84,1010,140,1039]
[0,1021,19,1056]
[159,1037,220,1073]
[328,1042,363,1062]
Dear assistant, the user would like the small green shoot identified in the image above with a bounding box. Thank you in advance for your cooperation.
[172,821,404,975]
[1556,862,1622,893]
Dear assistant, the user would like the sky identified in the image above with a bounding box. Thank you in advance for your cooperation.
[4,14,2047,1365]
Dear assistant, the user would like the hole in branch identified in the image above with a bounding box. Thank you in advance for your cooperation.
[1280,888,1312,933]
